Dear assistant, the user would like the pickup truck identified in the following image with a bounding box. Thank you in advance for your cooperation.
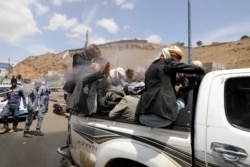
[58,68,250,167]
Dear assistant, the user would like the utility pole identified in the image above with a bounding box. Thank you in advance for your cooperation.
[188,0,192,64]
[8,58,10,78]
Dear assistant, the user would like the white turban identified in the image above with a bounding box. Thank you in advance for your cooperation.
[157,45,184,59]
[109,67,126,81]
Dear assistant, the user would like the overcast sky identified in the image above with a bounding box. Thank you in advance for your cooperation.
[1,0,250,64]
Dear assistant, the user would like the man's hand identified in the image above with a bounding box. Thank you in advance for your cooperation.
[101,62,110,76]
[93,63,101,72]
[192,60,207,73]
[192,60,203,67]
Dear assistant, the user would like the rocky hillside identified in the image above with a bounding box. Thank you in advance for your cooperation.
[9,37,250,81]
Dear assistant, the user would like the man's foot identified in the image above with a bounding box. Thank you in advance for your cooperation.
[34,129,44,136]
[9,127,23,133]
[23,132,33,138]
[0,127,10,134]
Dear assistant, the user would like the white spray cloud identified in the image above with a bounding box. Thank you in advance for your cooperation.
[84,5,98,25]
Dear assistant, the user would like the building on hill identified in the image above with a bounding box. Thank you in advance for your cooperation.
[0,62,12,77]
[203,62,225,72]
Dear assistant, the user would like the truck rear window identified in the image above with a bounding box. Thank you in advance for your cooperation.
[225,77,250,130]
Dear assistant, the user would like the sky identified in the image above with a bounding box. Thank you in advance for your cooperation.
[1,0,250,64]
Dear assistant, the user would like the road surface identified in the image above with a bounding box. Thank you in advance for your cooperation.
[0,91,68,167]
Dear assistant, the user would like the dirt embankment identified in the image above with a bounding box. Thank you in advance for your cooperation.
[9,38,250,81]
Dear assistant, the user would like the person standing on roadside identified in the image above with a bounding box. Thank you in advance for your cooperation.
[0,78,27,134]
[38,81,51,114]
[23,80,44,137]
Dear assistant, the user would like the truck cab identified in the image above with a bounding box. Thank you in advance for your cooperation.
[194,69,250,166]
[58,69,250,167]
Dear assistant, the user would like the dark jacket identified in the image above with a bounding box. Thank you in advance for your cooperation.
[66,64,103,115]
[3,86,26,110]
[63,52,90,94]
[136,58,205,121]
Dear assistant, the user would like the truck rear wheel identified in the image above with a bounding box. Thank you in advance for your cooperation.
[106,158,146,167]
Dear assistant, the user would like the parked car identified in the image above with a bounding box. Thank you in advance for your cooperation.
[23,78,31,84]
[0,85,28,119]
[1,80,23,87]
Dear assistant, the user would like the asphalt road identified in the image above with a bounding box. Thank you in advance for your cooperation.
[0,91,68,167]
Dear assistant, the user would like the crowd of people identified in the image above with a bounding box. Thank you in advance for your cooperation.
[0,78,51,138]
[0,43,206,137]
[63,43,207,127]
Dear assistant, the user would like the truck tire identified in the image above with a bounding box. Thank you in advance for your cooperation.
[106,158,146,167]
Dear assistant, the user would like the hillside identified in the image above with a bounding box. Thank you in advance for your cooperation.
[9,37,250,81]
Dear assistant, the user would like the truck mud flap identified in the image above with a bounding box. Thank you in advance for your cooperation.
[57,145,76,167]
